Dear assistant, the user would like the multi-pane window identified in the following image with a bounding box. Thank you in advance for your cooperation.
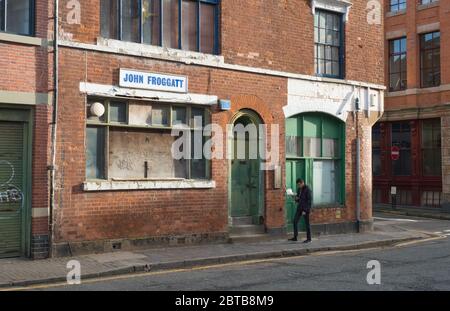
[389,38,407,92]
[86,99,211,180]
[421,118,441,176]
[100,0,219,55]
[372,123,381,176]
[286,113,345,206]
[390,0,406,12]
[421,191,441,207]
[391,122,411,176]
[0,0,34,36]
[420,31,441,88]
[314,10,343,78]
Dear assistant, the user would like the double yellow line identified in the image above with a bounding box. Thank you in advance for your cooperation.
[2,235,446,291]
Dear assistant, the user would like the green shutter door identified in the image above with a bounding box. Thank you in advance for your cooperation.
[0,121,25,258]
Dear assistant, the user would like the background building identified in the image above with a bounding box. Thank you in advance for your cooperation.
[374,0,450,209]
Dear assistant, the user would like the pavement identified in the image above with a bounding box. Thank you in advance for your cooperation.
[374,204,450,221]
[0,218,439,289]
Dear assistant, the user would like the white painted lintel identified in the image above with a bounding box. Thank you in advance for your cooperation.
[80,82,218,106]
[83,180,216,191]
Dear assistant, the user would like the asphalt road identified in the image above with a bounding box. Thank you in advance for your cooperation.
[32,213,450,291]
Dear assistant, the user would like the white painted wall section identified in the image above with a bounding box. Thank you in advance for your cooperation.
[284,78,384,122]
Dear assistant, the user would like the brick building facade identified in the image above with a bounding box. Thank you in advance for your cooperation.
[0,0,53,259]
[0,0,385,259]
[374,0,450,209]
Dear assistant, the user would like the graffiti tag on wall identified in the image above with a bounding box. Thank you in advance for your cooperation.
[0,160,23,209]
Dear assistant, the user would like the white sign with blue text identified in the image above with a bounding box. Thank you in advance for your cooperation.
[119,69,188,93]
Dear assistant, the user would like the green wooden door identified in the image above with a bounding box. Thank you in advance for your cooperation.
[231,138,259,217]
[0,121,26,258]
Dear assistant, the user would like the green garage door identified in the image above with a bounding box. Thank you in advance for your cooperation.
[0,121,26,258]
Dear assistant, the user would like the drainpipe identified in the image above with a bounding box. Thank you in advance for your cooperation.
[355,90,361,233]
[49,0,59,257]
[356,136,361,233]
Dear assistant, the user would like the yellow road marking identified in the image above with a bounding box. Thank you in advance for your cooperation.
[2,235,446,291]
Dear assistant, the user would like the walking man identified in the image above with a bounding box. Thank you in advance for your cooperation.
[289,178,312,243]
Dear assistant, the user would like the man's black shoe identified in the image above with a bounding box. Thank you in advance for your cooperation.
[288,237,298,241]
[303,239,312,243]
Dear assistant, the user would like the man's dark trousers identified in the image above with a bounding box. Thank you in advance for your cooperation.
[293,207,311,241]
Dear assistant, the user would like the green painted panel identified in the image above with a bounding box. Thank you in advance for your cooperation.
[322,115,342,139]
[231,136,257,217]
[0,121,24,258]
[303,114,321,138]
[286,117,299,136]
[231,127,260,218]
[285,160,306,232]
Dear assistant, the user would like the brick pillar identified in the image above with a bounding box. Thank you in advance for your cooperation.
[358,114,374,232]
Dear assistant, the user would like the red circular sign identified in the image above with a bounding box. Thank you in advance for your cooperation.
[391,146,400,161]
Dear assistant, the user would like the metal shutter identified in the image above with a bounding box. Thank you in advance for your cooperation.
[0,121,24,258]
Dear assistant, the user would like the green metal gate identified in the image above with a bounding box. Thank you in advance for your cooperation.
[0,109,31,258]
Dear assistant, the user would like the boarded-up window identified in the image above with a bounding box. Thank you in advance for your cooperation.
[109,128,187,179]
[85,99,210,180]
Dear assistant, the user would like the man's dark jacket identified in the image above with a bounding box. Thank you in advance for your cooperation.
[296,186,312,212]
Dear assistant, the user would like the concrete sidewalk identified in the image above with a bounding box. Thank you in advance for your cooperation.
[0,223,436,289]
[375,204,450,221]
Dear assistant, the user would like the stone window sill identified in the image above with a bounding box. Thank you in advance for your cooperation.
[83,179,216,191]
[0,32,45,46]
[386,9,406,18]
[96,37,225,67]
[313,204,345,209]
[418,1,439,11]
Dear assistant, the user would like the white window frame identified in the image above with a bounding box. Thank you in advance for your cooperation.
[311,0,352,23]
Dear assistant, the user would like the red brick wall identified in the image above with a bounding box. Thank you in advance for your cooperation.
[53,48,288,242]
[384,0,450,111]
[52,0,381,248]
[59,0,384,85]
[0,0,50,93]
[54,49,375,244]
[0,0,52,257]
[31,104,51,237]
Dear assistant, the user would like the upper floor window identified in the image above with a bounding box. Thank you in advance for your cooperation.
[389,37,407,92]
[0,0,34,36]
[390,0,406,12]
[420,31,440,88]
[421,0,438,5]
[314,10,343,79]
[100,0,219,55]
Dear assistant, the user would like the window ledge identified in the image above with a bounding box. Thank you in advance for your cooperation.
[313,204,345,210]
[83,179,216,191]
[0,32,45,46]
[386,84,450,97]
[418,1,439,11]
[386,9,406,18]
[96,37,225,66]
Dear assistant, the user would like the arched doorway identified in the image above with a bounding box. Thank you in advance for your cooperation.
[229,110,264,227]
[285,112,346,232]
